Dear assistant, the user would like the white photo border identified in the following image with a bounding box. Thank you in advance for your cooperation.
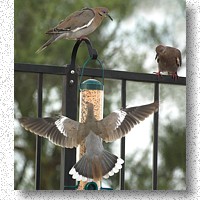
[0,0,199,199]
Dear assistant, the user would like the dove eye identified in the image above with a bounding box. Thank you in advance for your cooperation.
[101,10,106,13]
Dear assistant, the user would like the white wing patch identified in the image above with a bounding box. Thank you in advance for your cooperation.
[72,18,94,32]
[55,116,68,136]
[114,110,127,129]
[55,116,80,138]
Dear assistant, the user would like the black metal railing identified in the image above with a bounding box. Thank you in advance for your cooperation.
[14,40,186,190]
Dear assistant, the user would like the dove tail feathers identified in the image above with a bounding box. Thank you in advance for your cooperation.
[35,37,56,54]
[69,150,124,182]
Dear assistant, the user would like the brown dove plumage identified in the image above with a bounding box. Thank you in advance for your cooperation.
[36,7,113,53]
[19,101,159,182]
[155,45,182,80]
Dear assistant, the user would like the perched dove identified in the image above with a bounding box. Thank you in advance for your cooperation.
[36,7,113,53]
[19,101,159,182]
[155,45,182,80]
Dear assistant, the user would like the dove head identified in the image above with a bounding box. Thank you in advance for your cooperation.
[86,102,94,108]
[85,102,95,119]
[96,7,113,21]
[156,45,166,54]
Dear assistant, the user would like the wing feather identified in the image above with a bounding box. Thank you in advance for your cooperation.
[97,101,159,142]
[19,116,85,148]
[46,8,95,34]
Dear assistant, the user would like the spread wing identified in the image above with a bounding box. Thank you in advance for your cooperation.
[46,8,95,34]
[19,116,86,148]
[97,101,159,142]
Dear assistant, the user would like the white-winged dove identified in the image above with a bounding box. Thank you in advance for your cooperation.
[155,45,182,80]
[36,7,113,53]
[19,101,158,182]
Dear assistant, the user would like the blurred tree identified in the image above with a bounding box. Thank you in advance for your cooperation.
[14,0,186,190]
[158,122,186,190]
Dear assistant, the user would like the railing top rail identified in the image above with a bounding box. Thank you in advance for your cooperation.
[14,63,186,85]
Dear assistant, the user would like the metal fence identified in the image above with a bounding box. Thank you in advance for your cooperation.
[14,40,186,190]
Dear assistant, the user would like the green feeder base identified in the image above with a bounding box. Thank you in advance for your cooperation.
[84,181,98,190]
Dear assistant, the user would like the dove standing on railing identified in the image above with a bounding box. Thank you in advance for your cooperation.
[36,7,113,53]
[19,101,159,182]
[155,45,182,80]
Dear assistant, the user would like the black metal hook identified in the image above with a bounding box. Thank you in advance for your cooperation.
[65,39,98,87]
[69,39,98,69]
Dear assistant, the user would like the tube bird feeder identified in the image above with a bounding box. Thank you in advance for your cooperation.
[78,78,104,190]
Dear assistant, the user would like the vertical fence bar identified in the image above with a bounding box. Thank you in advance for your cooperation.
[120,79,126,190]
[152,82,159,190]
[60,66,77,190]
[35,73,43,190]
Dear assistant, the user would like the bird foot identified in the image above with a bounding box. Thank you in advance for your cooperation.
[171,72,179,80]
[153,71,162,78]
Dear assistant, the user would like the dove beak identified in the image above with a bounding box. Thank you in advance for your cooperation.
[106,13,113,21]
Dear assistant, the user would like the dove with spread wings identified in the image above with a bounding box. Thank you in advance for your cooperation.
[19,101,159,182]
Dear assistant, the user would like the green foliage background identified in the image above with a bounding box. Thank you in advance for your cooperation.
[14,0,186,190]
